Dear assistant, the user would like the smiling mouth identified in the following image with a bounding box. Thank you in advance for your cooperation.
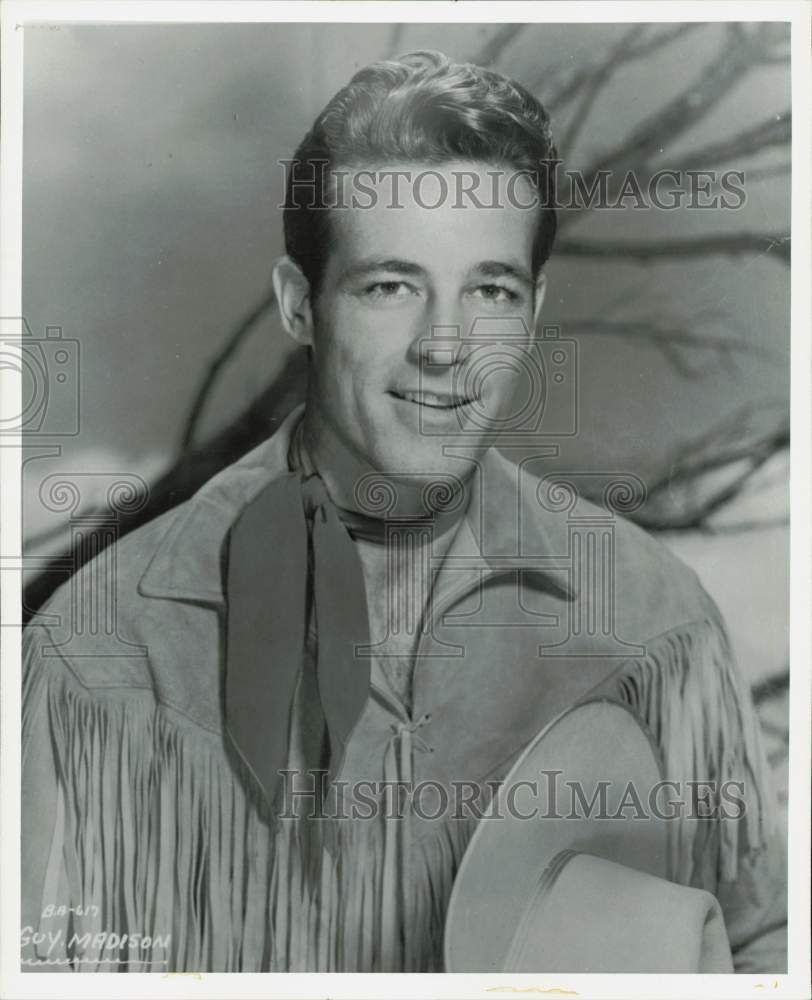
[391,389,476,410]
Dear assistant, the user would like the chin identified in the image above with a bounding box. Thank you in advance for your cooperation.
[373,441,482,483]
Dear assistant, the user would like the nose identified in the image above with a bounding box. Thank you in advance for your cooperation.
[410,324,463,371]
[406,292,467,370]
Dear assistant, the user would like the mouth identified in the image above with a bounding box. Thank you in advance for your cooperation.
[390,389,477,410]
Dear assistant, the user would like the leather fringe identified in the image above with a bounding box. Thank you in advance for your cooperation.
[612,616,773,891]
[24,652,476,972]
[23,614,769,971]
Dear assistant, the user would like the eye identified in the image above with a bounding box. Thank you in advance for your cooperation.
[364,280,415,299]
[472,284,520,303]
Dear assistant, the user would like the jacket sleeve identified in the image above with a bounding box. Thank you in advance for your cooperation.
[700,617,788,974]
[614,610,787,973]
[716,821,787,973]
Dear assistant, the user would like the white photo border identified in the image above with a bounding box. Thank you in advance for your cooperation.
[1,2,809,998]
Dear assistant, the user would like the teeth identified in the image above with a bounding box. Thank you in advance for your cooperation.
[399,390,469,408]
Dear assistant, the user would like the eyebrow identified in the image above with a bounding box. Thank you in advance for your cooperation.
[340,256,533,286]
[472,260,534,287]
[341,258,428,280]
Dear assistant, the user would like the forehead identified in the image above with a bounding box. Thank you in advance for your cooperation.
[325,160,539,277]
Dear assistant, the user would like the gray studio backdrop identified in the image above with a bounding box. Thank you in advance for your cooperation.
[21,21,790,815]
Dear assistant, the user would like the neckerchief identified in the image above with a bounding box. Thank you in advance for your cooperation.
[224,418,466,812]
[224,466,371,812]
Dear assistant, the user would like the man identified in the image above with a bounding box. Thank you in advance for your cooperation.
[21,50,786,973]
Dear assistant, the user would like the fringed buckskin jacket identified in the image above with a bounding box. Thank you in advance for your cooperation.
[21,406,787,973]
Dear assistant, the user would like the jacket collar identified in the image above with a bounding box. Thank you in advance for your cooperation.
[138,405,576,604]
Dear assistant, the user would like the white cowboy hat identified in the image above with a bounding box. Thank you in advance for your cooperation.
[444,699,733,973]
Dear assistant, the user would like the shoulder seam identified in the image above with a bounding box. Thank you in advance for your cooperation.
[637,613,726,653]
[23,628,223,738]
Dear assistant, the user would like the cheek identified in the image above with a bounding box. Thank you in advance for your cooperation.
[472,343,538,407]
[311,316,385,411]
[319,302,410,381]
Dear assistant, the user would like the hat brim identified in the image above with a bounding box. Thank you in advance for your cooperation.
[444,698,667,972]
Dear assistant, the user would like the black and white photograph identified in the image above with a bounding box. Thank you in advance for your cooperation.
[1,2,809,997]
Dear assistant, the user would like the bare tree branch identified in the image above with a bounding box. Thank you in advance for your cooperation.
[557,24,790,231]
[698,515,789,535]
[180,285,277,454]
[752,668,790,704]
[659,410,787,485]
[558,25,647,155]
[655,110,791,173]
[630,403,789,532]
[540,23,703,111]
[556,232,790,265]
[589,112,792,198]
[25,349,310,618]
[582,24,786,177]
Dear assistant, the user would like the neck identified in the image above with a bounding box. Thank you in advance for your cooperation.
[292,405,470,533]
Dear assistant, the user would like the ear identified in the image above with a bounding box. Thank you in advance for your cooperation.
[272,255,315,348]
[532,271,548,326]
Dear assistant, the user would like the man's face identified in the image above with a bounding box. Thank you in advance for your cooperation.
[303,160,545,484]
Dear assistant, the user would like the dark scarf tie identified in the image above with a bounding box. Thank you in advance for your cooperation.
[224,470,372,811]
